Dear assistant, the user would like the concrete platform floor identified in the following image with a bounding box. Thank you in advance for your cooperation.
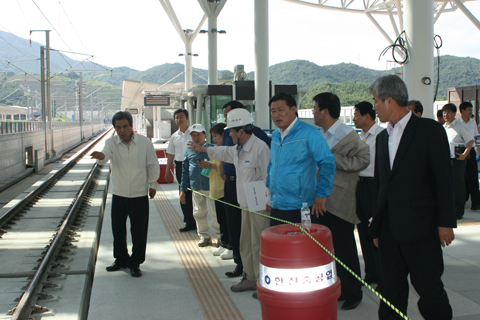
[3,138,480,320]
[87,144,480,320]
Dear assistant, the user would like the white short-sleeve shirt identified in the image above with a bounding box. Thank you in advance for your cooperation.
[166,129,191,162]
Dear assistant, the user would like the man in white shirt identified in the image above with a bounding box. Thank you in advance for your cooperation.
[189,109,271,299]
[353,101,384,288]
[314,92,370,311]
[165,109,196,232]
[90,111,159,278]
[443,103,474,219]
[459,102,480,210]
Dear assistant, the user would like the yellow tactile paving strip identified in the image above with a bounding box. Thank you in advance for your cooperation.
[154,188,245,320]
[457,220,480,226]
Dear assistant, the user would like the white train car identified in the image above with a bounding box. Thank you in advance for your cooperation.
[0,105,28,121]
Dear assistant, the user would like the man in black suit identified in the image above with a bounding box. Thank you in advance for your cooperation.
[368,75,456,320]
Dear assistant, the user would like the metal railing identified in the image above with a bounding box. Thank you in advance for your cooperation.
[0,121,43,134]
[0,128,112,228]
[0,121,109,134]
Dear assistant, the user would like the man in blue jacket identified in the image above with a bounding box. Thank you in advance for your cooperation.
[267,92,335,225]
[180,124,220,247]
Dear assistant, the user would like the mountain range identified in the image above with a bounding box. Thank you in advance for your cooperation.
[2,29,480,108]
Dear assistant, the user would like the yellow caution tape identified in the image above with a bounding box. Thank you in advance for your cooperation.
[169,168,409,320]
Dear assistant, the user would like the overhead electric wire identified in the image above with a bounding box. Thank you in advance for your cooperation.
[31,0,87,71]
[17,0,32,31]
[433,34,442,102]
[0,23,38,60]
[0,34,37,61]
[51,49,94,56]
[3,61,41,81]
[58,0,90,56]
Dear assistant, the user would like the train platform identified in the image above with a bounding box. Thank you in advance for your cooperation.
[86,143,480,320]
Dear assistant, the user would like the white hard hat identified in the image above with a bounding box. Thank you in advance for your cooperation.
[189,123,206,133]
[225,108,254,129]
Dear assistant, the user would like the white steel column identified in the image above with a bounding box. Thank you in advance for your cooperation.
[198,0,227,85]
[158,0,207,127]
[185,41,193,91]
[403,0,434,118]
[158,0,206,91]
[208,16,218,85]
[254,0,270,129]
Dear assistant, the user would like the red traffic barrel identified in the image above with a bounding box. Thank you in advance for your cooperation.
[155,150,166,158]
[156,149,173,184]
[257,223,341,320]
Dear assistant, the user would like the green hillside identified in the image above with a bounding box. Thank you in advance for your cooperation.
[2,30,480,110]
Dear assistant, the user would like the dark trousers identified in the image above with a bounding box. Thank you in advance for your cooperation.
[452,158,467,218]
[356,179,379,282]
[175,161,195,226]
[224,177,243,271]
[270,208,301,226]
[215,198,231,249]
[465,148,480,208]
[111,195,149,268]
[378,220,452,320]
[312,211,363,302]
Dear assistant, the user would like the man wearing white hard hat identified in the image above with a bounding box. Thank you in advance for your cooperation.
[180,124,220,247]
[189,109,271,299]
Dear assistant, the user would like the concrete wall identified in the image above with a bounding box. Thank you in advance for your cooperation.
[0,124,105,183]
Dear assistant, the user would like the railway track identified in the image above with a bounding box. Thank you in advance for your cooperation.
[0,129,113,320]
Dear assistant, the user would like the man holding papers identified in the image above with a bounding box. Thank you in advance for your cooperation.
[189,108,270,299]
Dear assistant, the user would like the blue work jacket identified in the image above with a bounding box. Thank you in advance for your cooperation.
[267,119,335,210]
[181,142,214,191]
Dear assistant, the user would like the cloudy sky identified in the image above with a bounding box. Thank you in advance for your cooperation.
[1,0,480,73]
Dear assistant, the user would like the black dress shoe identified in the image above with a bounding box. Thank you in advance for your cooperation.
[225,269,243,278]
[106,262,127,272]
[179,225,196,232]
[341,299,362,310]
[130,267,142,277]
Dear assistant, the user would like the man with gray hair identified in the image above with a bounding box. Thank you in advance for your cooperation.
[368,75,456,319]
[90,111,159,278]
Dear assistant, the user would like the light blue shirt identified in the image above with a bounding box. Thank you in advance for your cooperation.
[320,119,354,149]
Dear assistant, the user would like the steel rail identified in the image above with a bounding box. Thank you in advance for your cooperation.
[10,157,101,320]
[0,128,112,228]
